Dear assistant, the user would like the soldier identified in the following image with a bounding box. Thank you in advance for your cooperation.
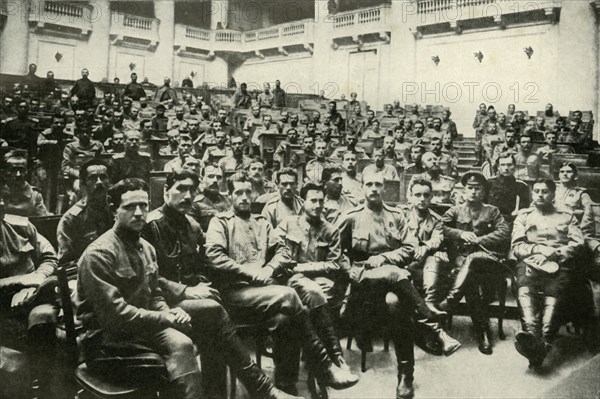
[61,125,104,181]
[402,178,461,356]
[233,82,252,109]
[274,127,300,169]
[411,121,429,147]
[363,147,399,182]
[475,106,498,167]
[189,163,231,231]
[92,113,118,144]
[340,151,365,204]
[122,72,146,101]
[511,179,584,369]
[440,172,510,354]
[203,130,233,163]
[305,140,338,184]
[441,110,458,139]
[321,166,357,225]
[337,171,446,399]
[2,150,49,218]
[393,126,412,162]
[0,194,58,398]
[244,105,263,131]
[272,182,351,369]
[141,170,302,399]
[247,159,277,201]
[151,104,169,138]
[472,103,488,131]
[330,131,368,160]
[1,101,40,166]
[409,152,456,206]
[536,131,575,164]
[289,135,315,171]
[431,137,457,178]
[57,159,113,268]
[70,68,96,109]
[424,118,443,142]
[252,114,279,147]
[486,153,531,223]
[282,112,301,135]
[159,129,180,156]
[215,108,237,138]
[111,130,153,182]
[168,106,186,130]
[481,121,503,166]
[257,82,274,109]
[218,135,252,173]
[154,77,179,106]
[205,172,359,394]
[164,134,199,173]
[262,168,304,228]
[491,129,519,171]
[514,134,545,181]
[405,145,425,175]
[76,179,202,398]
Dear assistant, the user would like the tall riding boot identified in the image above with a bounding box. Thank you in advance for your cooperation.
[466,291,492,355]
[392,310,415,399]
[431,324,461,356]
[310,306,347,369]
[515,287,544,363]
[28,323,56,399]
[439,261,472,311]
[272,316,301,395]
[396,279,447,322]
[539,296,560,365]
[422,260,444,311]
[292,309,359,390]
[170,371,203,399]
[236,362,304,399]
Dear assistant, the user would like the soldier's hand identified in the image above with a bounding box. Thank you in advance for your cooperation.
[18,273,45,288]
[11,287,37,309]
[254,267,275,285]
[460,232,479,244]
[414,246,427,262]
[168,307,192,325]
[537,245,556,259]
[184,283,221,302]
[365,255,386,269]
[527,254,547,266]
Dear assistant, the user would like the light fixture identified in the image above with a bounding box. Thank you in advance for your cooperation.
[474,51,483,63]
[524,46,534,59]
[432,55,440,66]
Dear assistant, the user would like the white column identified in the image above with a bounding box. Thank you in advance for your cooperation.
[0,0,31,74]
[594,1,600,140]
[210,0,229,30]
[154,0,175,82]
[86,0,111,81]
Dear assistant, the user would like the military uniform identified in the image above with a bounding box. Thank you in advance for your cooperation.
[151,115,169,138]
[1,183,49,217]
[251,179,277,202]
[159,144,179,156]
[262,194,304,228]
[362,163,399,182]
[57,198,112,267]
[305,158,339,183]
[536,144,575,163]
[111,151,153,182]
[341,174,364,204]
[218,155,252,173]
[330,146,369,160]
[61,139,104,179]
[1,116,40,164]
[202,146,233,163]
[252,125,279,146]
[323,194,357,225]
[514,150,543,181]
[486,175,530,222]
[409,173,456,205]
[189,192,232,231]
[511,205,584,362]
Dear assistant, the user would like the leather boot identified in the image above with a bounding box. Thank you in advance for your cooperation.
[438,262,472,312]
[396,279,447,322]
[435,328,461,356]
[310,306,348,369]
[28,323,56,399]
[414,322,443,356]
[396,361,415,399]
[272,317,301,395]
[170,371,203,399]
[533,296,560,367]
[423,258,444,310]
[292,309,358,390]
[467,291,492,355]
[515,288,544,363]
[237,362,304,399]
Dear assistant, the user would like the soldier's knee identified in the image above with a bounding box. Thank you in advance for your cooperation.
[385,292,401,313]
[386,267,411,284]
[28,304,57,329]
[274,286,303,313]
[170,331,195,354]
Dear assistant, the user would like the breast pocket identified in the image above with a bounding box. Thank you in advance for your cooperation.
[315,241,330,261]
[352,231,370,253]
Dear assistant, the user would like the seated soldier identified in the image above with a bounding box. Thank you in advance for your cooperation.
[247,159,276,201]
[164,134,199,173]
[337,171,446,399]
[511,179,584,369]
[276,111,290,133]
[486,153,530,223]
[57,159,113,269]
[409,152,456,206]
[218,135,252,173]
[289,135,316,170]
[536,131,575,164]
[262,168,304,228]
[167,106,185,130]
[321,166,357,225]
[405,145,425,175]
[559,120,582,144]
[330,130,368,160]
[104,131,125,154]
[0,194,58,398]
[62,125,104,181]
[481,121,503,166]
[205,172,359,394]
[491,129,519,173]
[112,130,153,182]
[514,134,545,181]
[76,179,204,398]
[272,182,352,369]
[159,129,180,156]
[402,179,461,356]
[440,173,510,355]
[244,105,263,131]
[393,126,412,162]
[340,151,365,204]
[189,163,231,231]
[362,120,383,140]
[424,117,443,141]
[305,140,338,184]
[410,121,429,147]
[252,114,279,147]
[142,170,302,399]
[203,130,233,163]
[363,147,400,182]
[1,150,49,217]
[274,127,300,169]
[430,137,457,179]
[383,135,405,172]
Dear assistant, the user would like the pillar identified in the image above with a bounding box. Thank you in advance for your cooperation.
[153,0,175,82]
[593,0,600,140]
[85,0,111,81]
[0,0,31,75]
[210,0,229,30]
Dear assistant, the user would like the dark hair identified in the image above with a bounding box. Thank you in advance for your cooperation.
[202,162,220,177]
[321,166,343,184]
[559,162,578,176]
[409,178,432,193]
[80,158,112,184]
[227,171,251,194]
[414,120,424,127]
[532,178,556,193]
[300,182,325,200]
[165,169,199,190]
[497,152,516,165]
[108,178,149,208]
[519,134,531,142]
[275,167,298,184]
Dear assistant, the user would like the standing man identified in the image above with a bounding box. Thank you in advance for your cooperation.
[70,68,96,109]
[258,82,274,109]
[154,77,179,106]
[273,80,286,108]
[337,171,446,399]
[205,172,359,394]
[111,130,153,182]
[440,172,510,354]
[122,72,146,101]
[233,82,252,109]
[511,179,584,369]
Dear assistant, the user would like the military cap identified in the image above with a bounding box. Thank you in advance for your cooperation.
[156,104,166,110]
[461,172,487,187]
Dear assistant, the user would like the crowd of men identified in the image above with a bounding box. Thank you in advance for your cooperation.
[1,65,599,399]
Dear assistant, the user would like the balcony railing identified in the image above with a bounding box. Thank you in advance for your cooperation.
[174,19,314,56]
[412,0,562,33]
[331,4,391,39]
[110,12,160,49]
[28,1,94,35]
